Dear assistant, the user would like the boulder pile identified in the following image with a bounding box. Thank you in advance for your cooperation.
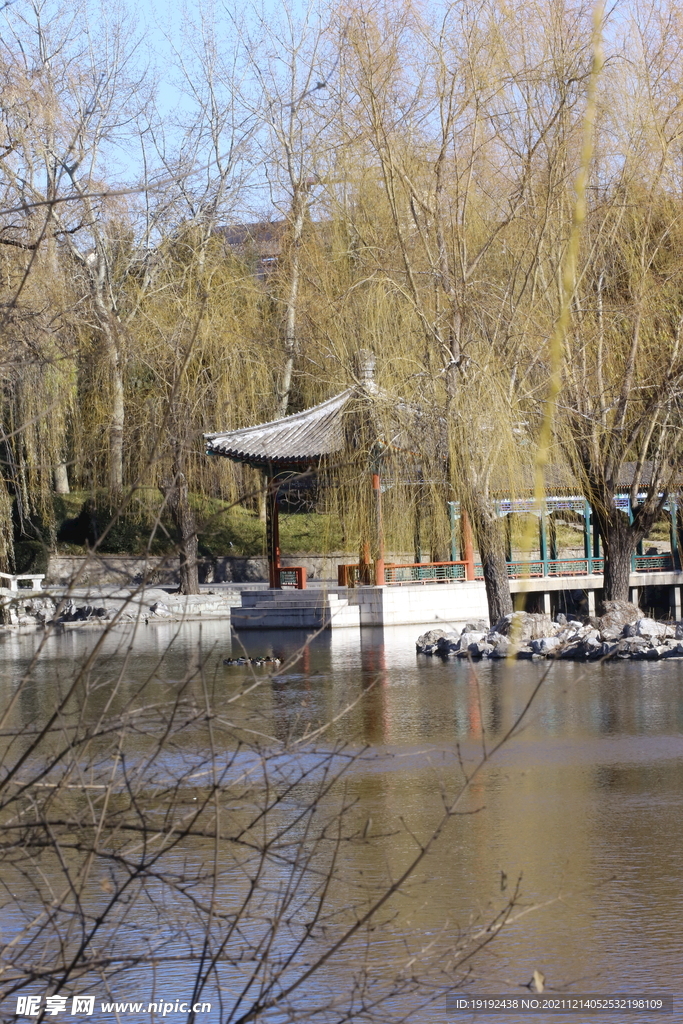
[416,602,683,661]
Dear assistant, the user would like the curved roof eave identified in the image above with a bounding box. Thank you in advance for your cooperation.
[204,389,354,466]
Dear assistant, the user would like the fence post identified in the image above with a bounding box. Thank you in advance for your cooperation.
[448,501,459,563]
[539,511,549,577]
[584,500,593,574]
[628,497,636,571]
[462,510,475,581]
[670,499,679,570]
[372,445,385,586]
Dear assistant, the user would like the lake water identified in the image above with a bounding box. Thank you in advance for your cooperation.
[1,620,682,1023]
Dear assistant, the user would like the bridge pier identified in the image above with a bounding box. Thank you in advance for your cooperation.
[509,572,682,621]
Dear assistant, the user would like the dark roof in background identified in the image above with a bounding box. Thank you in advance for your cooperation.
[216,221,285,260]
[490,458,677,498]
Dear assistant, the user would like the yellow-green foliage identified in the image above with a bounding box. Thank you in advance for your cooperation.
[3,0,683,570]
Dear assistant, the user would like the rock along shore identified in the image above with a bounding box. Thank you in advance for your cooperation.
[0,587,241,630]
[416,602,683,662]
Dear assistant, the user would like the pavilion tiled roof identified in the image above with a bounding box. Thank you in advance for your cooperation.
[205,390,354,468]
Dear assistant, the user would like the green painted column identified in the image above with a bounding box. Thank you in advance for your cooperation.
[505,514,513,563]
[584,500,593,573]
[670,499,679,569]
[539,512,549,576]
[448,501,459,563]
[549,515,558,561]
[628,497,636,571]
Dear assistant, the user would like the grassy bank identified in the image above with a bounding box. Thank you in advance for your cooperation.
[14,492,673,575]
[14,491,346,574]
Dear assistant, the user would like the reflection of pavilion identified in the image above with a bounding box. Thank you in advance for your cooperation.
[205,361,683,629]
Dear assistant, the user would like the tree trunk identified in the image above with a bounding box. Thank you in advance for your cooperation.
[161,464,199,595]
[278,185,307,418]
[258,474,268,523]
[92,270,125,496]
[597,510,634,603]
[53,463,70,494]
[109,341,125,495]
[602,540,632,603]
[470,497,513,622]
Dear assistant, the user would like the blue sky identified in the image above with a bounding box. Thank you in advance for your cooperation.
[134,0,303,118]
[136,0,194,118]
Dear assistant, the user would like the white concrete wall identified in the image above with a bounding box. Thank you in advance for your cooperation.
[348,582,489,627]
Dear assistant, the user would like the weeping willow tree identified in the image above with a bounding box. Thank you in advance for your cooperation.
[0,0,166,500]
[0,18,85,569]
[2,0,680,611]
[545,8,683,603]
[556,186,683,601]
[286,0,597,620]
[115,225,280,589]
[0,225,79,570]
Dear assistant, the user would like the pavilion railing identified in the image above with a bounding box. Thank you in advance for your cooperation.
[474,555,673,579]
[383,561,468,585]
[473,558,608,578]
[338,554,675,586]
[634,554,673,572]
[338,564,370,587]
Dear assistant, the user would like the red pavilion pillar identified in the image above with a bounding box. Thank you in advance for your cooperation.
[266,477,281,588]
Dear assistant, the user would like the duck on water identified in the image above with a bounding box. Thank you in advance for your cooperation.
[223,656,282,667]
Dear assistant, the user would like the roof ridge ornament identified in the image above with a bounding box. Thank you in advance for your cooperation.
[355,349,377,395]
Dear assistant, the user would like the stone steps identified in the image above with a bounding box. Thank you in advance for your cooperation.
[231,589,359,630]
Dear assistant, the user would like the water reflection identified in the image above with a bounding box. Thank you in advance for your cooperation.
[360,628,389,743]
[4,621,683,751]
[2,621,683,1021]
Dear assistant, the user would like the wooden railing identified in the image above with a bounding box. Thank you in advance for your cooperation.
[337,564,354,587]
[478,558,608,578]
[337,564,376,587]
[337,553,675,586]
[474,555,672,580]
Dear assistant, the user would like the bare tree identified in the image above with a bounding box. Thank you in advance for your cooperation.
[0,0,161,496]
[231,1,342,418]
[554,5,683,601]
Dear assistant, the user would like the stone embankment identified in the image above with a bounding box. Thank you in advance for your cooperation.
[0,587,241,629]
[416,602,683,661]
